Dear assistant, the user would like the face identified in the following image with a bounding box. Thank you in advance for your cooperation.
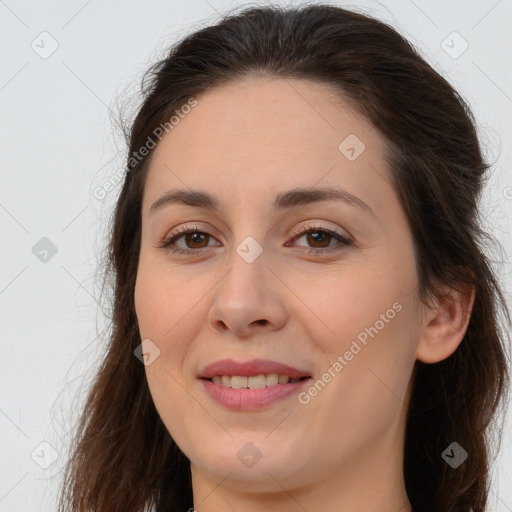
[134,78,425,496]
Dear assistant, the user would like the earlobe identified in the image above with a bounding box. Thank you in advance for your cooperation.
[415,281,476,364]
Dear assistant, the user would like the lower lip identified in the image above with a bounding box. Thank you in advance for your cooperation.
[200,378,312,410]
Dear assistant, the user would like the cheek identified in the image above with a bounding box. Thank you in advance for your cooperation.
[300,281,416,451]
[298,257,418,417]
[299,261,411,354]
[134,258,207,343]
[134,263,210,446]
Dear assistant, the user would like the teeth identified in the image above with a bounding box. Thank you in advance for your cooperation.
[248,375,266,389]
[278,374,289,384]
[210,373,304,389]
[265,373,279,386]
[231,376,247,389]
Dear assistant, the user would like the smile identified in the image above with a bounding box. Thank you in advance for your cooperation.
[207,374,308,388]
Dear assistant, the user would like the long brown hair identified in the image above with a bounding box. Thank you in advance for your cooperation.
[58,4,511,511]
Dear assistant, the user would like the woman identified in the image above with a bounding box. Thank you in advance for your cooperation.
[58,4,510,512]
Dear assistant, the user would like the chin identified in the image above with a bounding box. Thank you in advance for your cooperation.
[188,437,310,490]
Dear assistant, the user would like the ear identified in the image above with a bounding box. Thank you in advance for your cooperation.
[416,279,476,364]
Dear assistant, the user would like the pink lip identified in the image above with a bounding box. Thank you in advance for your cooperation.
[198,358,311,379]
[200,378,311,410]
[198,358,313,411]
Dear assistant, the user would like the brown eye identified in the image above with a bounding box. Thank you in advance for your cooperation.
[304,231,333,248]
[158,224,353,256]
[158,226,220,255]
[288,225,353,255]
[183,232,210,249]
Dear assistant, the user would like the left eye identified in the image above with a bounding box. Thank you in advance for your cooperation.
[158,225,353,255]
[289,227,352,251]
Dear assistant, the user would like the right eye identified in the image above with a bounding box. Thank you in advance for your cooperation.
[157,225,220,255]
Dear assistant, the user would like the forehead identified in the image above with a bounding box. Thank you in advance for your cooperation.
[142,77,393,216]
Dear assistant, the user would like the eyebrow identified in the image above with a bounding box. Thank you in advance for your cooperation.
[149,186,375,218]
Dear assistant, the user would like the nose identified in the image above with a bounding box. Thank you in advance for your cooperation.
[207,248,288,338]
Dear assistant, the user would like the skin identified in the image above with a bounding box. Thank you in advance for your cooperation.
[134,77,475,512]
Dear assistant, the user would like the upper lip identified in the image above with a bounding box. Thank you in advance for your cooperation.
[198,358,312,379]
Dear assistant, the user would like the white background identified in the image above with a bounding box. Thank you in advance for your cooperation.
[0,0,511,510]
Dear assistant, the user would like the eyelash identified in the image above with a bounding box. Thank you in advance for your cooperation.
[157,223,353,256]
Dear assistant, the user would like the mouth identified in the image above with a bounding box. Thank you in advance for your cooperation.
[198,357,313,382]
[197,358,313,410]
[201,374,311,389]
